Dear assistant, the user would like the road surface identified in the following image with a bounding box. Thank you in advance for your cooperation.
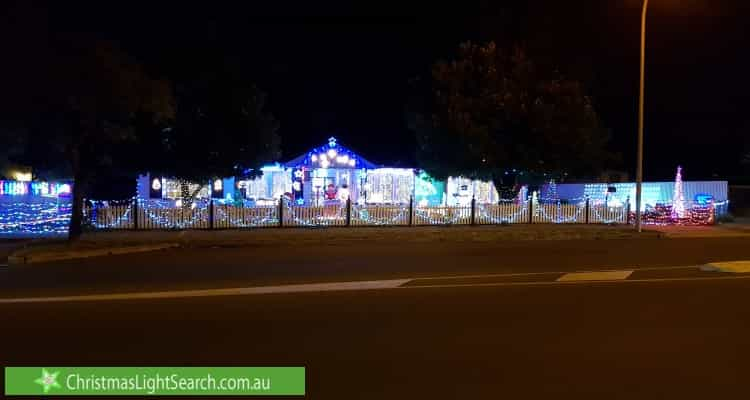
[1,237,750,398]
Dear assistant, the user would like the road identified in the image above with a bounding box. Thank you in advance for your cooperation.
[2,237,750,296]
[2,237,750,398]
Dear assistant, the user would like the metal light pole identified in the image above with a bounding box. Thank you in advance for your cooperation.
[635,0,649,233]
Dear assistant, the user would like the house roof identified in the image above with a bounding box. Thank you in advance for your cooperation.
[283,137,380,170]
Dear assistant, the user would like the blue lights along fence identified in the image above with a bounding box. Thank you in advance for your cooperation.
[4,196,722,237]
[0,196,72,236]
[81,197,636,231]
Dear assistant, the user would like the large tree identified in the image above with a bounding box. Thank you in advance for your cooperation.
[136,67,282,207]
[410,41,614,191]
[0,35,174,239]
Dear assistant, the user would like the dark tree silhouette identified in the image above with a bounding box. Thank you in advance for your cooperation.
[0,35,174,239]
[410,41,614,191]
[135,67,282,208]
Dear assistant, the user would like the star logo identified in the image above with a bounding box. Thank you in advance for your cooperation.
[34,369,61,394]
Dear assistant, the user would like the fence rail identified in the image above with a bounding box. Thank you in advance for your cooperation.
[82,197,717,230]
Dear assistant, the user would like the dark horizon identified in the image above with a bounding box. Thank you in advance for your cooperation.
[3,0,748,182]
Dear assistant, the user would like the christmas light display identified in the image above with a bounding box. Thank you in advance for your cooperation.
[517,185,528,205]
[545,180,559,204]
[535,203,587,224]
[414,206,471,225]
[212,205,278,227]
[85,202,133,229]
[351,205,410,225]
[0,198,72,235]
[672,166,686,219]
[287,137,377,171]
[282,201,348,226]
[632,201,716,226]
[0,180,29,195]
[589,204,629,224]
[477,201,529,224]
[3,155,731,236]
[414,172,440,206]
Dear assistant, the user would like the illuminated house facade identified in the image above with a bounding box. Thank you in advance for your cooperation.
[137,137,500,206]
[136,137,726,213]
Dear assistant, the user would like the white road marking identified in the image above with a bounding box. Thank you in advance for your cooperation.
[413,265,695,282]
[0,279,412,304]
[0,265,746,305]
[404,274,750,290]
[707,261,750,273]
[557,270,633,282]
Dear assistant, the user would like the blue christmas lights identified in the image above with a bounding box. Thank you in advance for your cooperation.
[0,199,72,235]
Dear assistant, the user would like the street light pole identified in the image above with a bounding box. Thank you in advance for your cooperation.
[635,0,649,233]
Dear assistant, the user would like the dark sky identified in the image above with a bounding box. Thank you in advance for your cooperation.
[5,0,750,181]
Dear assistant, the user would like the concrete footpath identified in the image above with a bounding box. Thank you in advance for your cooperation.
[6,222,747,265]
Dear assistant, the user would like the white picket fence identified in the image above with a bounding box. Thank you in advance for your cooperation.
[414,206,472,225]
[213,204,278,228]
[351,204,410,226]
[283,204,347,227]
[476,202,528,224]
[532,203,588,224]
[84,198,639,230]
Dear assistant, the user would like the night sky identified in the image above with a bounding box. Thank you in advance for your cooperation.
[5,0,749,182]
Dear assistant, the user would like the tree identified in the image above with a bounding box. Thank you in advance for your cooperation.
[0,36,174,239]
[409,41,614,192]
[136,66,281,207]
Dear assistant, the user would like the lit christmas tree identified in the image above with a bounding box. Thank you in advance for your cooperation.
[672,166,686,219]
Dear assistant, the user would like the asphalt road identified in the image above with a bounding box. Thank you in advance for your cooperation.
[2,237,750,297]
[2,237,750,398]
[2,276,750,398]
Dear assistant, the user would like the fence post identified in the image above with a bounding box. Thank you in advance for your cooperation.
[626,197,632,225]
[346,197,352,226]
[278,196,284,227]
[209,198,214,230]
[585,197,590,224]
[470,197,476,225]
[528,198,533,224]
[408,196,414,226]
[133,197,139,230]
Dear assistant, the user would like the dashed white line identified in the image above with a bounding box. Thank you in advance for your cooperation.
[557,270,633,282]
